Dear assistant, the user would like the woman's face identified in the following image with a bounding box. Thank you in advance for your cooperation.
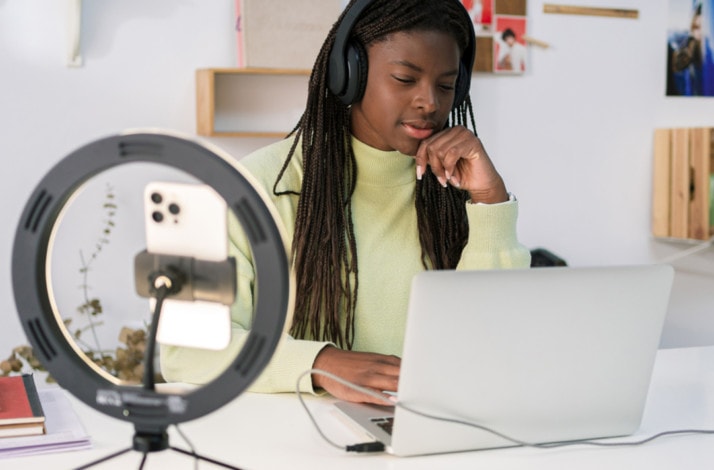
[350,30,461,156]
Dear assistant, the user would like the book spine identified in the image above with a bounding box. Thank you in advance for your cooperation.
[0,374,44,424]
[21,374,44,419]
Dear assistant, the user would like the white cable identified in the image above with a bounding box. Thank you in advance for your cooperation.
[657,236,714,264]
[297,368,714,452]
[295,369,393,450]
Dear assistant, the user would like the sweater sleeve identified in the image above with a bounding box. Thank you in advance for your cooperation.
[160,199,332,395]
[457,199,531,270]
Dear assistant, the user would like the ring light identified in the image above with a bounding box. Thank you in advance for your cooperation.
[11,131,292,461]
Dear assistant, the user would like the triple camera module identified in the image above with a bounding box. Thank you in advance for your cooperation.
[150,191,180,223]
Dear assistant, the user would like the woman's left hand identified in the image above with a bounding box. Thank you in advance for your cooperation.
[414,126,508,204]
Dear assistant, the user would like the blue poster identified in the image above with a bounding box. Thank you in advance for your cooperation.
[667,0,714,96]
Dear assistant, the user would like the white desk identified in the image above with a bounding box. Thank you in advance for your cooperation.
[4,346,714,469]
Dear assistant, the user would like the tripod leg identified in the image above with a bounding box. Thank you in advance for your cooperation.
[74,446,133,469]
[171,446,244,469]
[138,452,149,470]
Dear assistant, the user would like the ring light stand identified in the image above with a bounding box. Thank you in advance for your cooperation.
[12,131,293,468]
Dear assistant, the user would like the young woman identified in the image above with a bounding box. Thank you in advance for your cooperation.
[162,0,531,404]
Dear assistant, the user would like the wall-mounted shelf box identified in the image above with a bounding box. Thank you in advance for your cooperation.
[652,127,714,241]
[196,68,310,138]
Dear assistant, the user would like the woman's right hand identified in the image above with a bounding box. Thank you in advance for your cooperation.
[311,346,401,405]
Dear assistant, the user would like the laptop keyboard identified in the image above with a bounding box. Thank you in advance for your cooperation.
[370,417,394,435]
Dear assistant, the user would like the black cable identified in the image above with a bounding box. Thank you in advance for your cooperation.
[142,282,170,391]
[345,442,386,452]
[174,424,200,470]
[142,269,184,391]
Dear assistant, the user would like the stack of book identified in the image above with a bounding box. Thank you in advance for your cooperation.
[0,374,45,438]
[0,374,91,458]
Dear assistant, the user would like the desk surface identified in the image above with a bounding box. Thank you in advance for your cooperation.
[3,346,714,469]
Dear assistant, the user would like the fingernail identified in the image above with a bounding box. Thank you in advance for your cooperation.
[416,165,424,180]
[451,176,460,188]
[437,175,447,188]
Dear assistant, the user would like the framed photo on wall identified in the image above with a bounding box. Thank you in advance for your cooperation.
[461,0,494,32]
[493,15,527,73]
[463,0,528,73]
[666,0,714,96]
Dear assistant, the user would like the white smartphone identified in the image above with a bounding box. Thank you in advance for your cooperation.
[143,181,231,350]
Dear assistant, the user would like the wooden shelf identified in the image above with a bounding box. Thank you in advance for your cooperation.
[196,68,311,137]
[652,127,714,241]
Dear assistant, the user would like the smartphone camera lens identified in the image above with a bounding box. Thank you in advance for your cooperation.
[168,203,180,215]
[151,192,163,204]
[152,211,164,223]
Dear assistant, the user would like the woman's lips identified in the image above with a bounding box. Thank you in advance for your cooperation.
[402,122,435,140]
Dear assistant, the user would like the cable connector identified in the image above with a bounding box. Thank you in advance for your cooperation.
[345,441,386,453]
[148,266,185,297]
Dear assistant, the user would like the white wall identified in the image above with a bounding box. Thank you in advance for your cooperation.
[1,0,713,357]
[494,0,714,347]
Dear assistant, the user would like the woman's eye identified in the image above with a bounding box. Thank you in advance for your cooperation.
[393,75,414,84]
[439,83,456,91]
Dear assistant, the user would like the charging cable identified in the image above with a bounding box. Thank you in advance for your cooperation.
[295,369,391,452]
[297,369,714,453]
[142,271,184,391]
[657,236,714,264]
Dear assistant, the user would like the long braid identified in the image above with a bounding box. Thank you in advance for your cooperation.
[274,0,475,348]
[416,95,478,270]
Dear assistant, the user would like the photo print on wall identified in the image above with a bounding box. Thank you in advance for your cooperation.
[666,0,714,96]
[461,0,528,73]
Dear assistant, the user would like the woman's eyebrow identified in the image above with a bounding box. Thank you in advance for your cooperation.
[390,59,459,77]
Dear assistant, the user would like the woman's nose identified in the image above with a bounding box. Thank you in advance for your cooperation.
[413,84,438,113]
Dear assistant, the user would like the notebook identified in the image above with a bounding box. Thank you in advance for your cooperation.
[335,264,675,456]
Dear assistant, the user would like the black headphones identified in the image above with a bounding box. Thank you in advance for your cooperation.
[327,0,476,108]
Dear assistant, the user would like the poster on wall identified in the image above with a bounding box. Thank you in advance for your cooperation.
[666,0,714,96]
[461,0,528,73]
[461,0,494,32]
[493,15,527,73]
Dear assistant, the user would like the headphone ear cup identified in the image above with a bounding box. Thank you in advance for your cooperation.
[338,41,368,105]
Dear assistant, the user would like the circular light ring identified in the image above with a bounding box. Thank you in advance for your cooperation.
[12,131,292,429]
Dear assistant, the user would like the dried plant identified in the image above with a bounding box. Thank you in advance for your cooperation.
[1,184,149,384]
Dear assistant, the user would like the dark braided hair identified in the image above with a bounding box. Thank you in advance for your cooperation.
[274,0,476,349]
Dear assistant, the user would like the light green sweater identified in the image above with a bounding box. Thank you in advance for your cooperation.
[160,136,531,393]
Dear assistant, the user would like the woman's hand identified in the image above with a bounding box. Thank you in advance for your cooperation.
[414,126,508,204]
[312,346,401,405]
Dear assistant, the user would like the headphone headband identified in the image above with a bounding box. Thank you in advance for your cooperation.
[327,0,476,107]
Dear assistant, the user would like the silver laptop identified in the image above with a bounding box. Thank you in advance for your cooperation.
[335,264,674,456]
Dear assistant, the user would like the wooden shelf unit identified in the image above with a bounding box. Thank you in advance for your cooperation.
[652,127,714,241]
[196,68,311,138]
